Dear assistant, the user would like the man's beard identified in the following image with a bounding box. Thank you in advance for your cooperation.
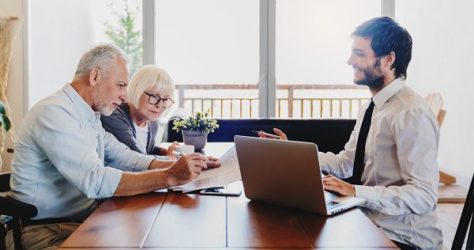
[354,60,385,91]
[99,106,114,116]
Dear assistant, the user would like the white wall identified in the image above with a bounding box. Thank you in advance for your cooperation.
[0,0,100,172]
[396,0,474,178]
[0,0,25,172]
[29,0,97,106]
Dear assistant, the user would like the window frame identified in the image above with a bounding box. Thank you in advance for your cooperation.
[141,0,390,118]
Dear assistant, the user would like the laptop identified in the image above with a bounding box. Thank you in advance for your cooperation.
[234,135,365,215]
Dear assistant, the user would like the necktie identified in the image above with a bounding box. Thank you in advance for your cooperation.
[350,100,375,185]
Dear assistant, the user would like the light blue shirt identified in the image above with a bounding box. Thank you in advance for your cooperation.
[10,84,155,220]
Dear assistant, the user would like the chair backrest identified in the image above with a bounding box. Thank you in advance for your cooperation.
[452,173,474,249]
[424,92,446,126]
[0,171,10,192]
[0,172,38,250]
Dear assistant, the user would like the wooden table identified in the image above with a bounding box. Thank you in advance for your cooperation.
[60,143,397,249]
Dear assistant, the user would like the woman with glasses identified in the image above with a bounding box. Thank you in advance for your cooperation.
[101,65,184,160]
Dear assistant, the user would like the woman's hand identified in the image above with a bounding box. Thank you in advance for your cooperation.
[205,155,221,169]
[166,141,180,160]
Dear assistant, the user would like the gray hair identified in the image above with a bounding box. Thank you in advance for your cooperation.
[74,44,129,78]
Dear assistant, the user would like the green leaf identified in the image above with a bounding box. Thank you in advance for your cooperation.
[0,101,6,115]
[0,114,11,131]
[171,111,219,134]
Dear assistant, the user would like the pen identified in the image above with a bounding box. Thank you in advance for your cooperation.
[251,130,281,139]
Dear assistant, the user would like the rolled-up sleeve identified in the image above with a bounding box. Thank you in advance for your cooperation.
[102,129,155,172]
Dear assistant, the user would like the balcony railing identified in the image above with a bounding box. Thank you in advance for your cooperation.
[175,84,370,119]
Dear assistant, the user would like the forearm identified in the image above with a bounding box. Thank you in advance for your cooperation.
[148,159,175,170]
[114,170,175,196]
[318,151,354,178]
[355,181,437,215]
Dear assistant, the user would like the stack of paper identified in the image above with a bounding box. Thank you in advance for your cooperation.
[170,145,241,193]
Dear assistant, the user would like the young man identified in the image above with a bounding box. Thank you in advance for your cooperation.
[8,44,214,249]
[260,17,442,249]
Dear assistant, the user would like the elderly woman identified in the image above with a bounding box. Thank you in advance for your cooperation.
[101,65,220,167]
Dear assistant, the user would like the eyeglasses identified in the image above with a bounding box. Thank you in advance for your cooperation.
[143,92,175,108]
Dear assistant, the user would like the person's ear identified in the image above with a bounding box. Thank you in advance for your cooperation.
[382,51,396,68]
[89,68,101,87]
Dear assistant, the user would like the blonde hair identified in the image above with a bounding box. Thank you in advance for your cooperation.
[127,65,175,108]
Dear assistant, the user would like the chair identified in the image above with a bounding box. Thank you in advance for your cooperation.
[0,172,37,250]
[452,173,474,249]
[425,93,456,185]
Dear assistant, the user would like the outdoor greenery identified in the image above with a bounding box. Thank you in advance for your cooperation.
[104,0,142,75]
[0,100,10,131]
[172,111,219,134]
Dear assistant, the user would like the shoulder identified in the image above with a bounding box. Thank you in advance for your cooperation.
[27,90,80,124]
[389,86,438,130]
[101,103,132,130]
[393,86,434,117]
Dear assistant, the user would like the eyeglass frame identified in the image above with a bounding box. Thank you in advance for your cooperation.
[143,92,175,108]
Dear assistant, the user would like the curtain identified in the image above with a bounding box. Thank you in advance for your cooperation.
[0,17,20,170]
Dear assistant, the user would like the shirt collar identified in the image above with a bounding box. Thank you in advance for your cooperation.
[372,78,405,108]
[62,83,100,123]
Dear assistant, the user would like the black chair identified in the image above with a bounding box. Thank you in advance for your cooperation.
[452,173,474,250]
[0,172,37,250]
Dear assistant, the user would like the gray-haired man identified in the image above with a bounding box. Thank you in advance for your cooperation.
[8,44,207,249]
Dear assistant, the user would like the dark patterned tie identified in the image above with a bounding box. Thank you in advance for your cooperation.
[349,100,375,185]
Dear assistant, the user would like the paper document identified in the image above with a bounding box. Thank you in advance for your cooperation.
[170,145,241,193]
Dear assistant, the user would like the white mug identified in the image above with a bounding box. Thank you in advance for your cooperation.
[175,145,195,155]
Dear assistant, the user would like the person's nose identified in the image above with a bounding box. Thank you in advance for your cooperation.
[154,102,166,110]
[119,90,127,104]
[347,53,354,66]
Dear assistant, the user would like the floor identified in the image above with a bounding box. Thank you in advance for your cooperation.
[437,179,470,249]
[438,202,464,249]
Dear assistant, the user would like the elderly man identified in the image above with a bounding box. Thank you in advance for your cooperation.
[260,17,442,249]
[8,44,207,249]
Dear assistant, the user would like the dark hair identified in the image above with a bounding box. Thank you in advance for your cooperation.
[352,16,412,79]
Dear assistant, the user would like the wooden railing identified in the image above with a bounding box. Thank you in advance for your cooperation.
[175,84,370,119]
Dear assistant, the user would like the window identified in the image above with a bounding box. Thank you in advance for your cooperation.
[29,0,142,107]
[148,0,380,118]
[154,0,259,118]
[275,0,378,118]
[29,0,382,118]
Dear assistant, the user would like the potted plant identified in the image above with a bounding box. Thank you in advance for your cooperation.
[0,101,10,131]
[172,111,219,151]
[0,100,11,170]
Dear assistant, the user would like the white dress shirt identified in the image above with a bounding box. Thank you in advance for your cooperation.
[319,78,443,249]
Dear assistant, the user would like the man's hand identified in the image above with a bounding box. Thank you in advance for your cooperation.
[257,128,288,140]
[205,155,221,169]
[322,175,356,196]
[166,153,207,186]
